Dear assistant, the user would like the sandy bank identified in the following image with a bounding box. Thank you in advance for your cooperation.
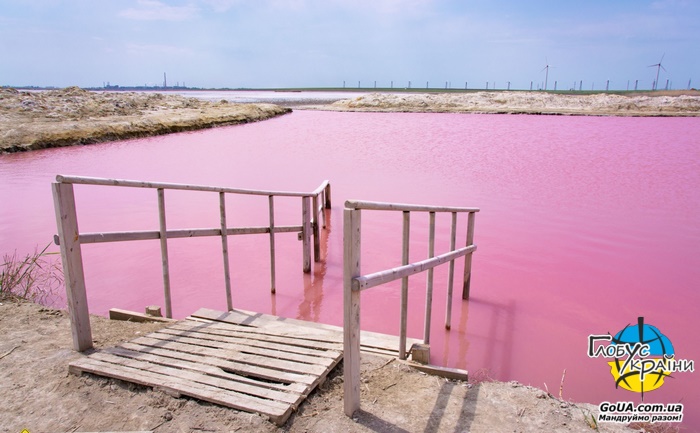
[0,87,290,153]
[311,90,700,116]
[0,300,641,433]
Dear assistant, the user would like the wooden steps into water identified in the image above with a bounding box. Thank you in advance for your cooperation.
[69,308,418,425]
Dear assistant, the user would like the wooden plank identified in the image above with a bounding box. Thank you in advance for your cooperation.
[345,199,480,213]
[189,308,421,357]
[69,357,293,425]
[301,196,311,273]
[268,195,276,293]
[168,320,342,354]
[95,349,304,406]
[312,194,320,262]
[129,335,330,376]
[424,211,435,344]
[355,245,477,291]
[400,211,410,360]
[157,188,172,319]
[462,211,476,300]
[72,225,303,245]
[219,192,233,311]
[154,327,341,362]
[57,175,326,199]
[343,208,361,417]
[109,308,176,323]
[117,341,317,386]
[445,212,457,330]
[398,360,469,382]
[52,182,93,352]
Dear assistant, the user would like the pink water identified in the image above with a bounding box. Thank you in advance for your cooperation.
[1,110,699,429]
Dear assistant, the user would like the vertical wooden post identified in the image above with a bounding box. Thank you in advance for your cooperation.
[399,211,410,360]
[268,195,276,293]
[324,183,332,209]
[219,192,233,310]
[320,191,327,229]
[312,194,320,262]
[52,182,93,352]
[423,212,435,344]
[301,196,312,273]
[462,211,476,300]
[445,212,457,329]
[343,208,361,417]
[157,188,173,318]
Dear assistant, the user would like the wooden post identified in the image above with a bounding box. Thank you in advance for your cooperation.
[312,194,320,262]
[399,211,410,360]
[423,212,435,344]
[343,208,361,417]
[462,211,476,300]
[219,192,233,310]
[445,212,457,329]
[268,195,276,293]
[157,188,173,318]
[302,196,311,273]
[324,183,332,209]
[52,182,93,352]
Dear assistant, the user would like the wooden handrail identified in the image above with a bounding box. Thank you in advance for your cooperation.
[53,175,331,353]
[343,199,478,417]
[56,175,328,198]
[345,199,479,213]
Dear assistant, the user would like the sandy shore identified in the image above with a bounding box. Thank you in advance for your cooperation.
[0,301,638,433]
[313,90,700,116]
[0,87,290,153]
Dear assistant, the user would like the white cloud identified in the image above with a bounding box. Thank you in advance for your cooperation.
[120,0,199,21]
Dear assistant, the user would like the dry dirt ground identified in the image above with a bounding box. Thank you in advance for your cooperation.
[0,87,290,153]
[310,90,700,116]
[1,301,643,433]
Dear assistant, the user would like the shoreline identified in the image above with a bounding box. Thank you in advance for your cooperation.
[2,87,699,154]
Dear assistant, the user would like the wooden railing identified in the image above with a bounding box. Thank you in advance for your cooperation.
[342,199,478,416]
[52,175,331,351]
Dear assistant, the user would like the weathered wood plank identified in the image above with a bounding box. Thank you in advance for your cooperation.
[343,207,361,417]
[117,341,316,386]
[109,308,176,323]
[98,348,305,406]
[345,200,480,213]
[167,321,342,354]
[69,357,293,425]
[155,327,341,361]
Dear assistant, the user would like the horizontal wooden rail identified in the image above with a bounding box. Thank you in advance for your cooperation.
[343,199,478,417]
[54,225,303,245]
[353,245,477,292]
[57,175,329,198]
[53,175,331,353]
[345,199,479,213]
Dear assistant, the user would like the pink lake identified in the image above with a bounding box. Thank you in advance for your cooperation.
[1,109,699,429]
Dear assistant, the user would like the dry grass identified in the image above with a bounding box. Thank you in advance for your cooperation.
[0,244,63,305]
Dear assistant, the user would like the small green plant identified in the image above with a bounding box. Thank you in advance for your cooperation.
[0,243,63,304]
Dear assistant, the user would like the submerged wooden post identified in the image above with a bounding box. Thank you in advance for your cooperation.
[312,194,320,262]
[462,211,476,300]
[399,211,410,360]
[52,182,93,352]
[302,196,311,273]
[423,211,435,344]
[268,195,276,293]
[157,188,173,318]
[445,212,457,329]
[219,192,233,310]
[343,207,361,417]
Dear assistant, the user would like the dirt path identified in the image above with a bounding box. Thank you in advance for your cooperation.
[0,301,639,433]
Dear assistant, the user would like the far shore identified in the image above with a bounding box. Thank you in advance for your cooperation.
[2,87,699,153]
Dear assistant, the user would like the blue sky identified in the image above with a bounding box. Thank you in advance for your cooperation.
[1,0,698,90]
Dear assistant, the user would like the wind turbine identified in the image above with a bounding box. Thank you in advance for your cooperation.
[541,59,553,91]
[648,54,666,91]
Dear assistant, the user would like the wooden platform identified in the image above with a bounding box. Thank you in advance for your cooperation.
[69,308,418,425]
